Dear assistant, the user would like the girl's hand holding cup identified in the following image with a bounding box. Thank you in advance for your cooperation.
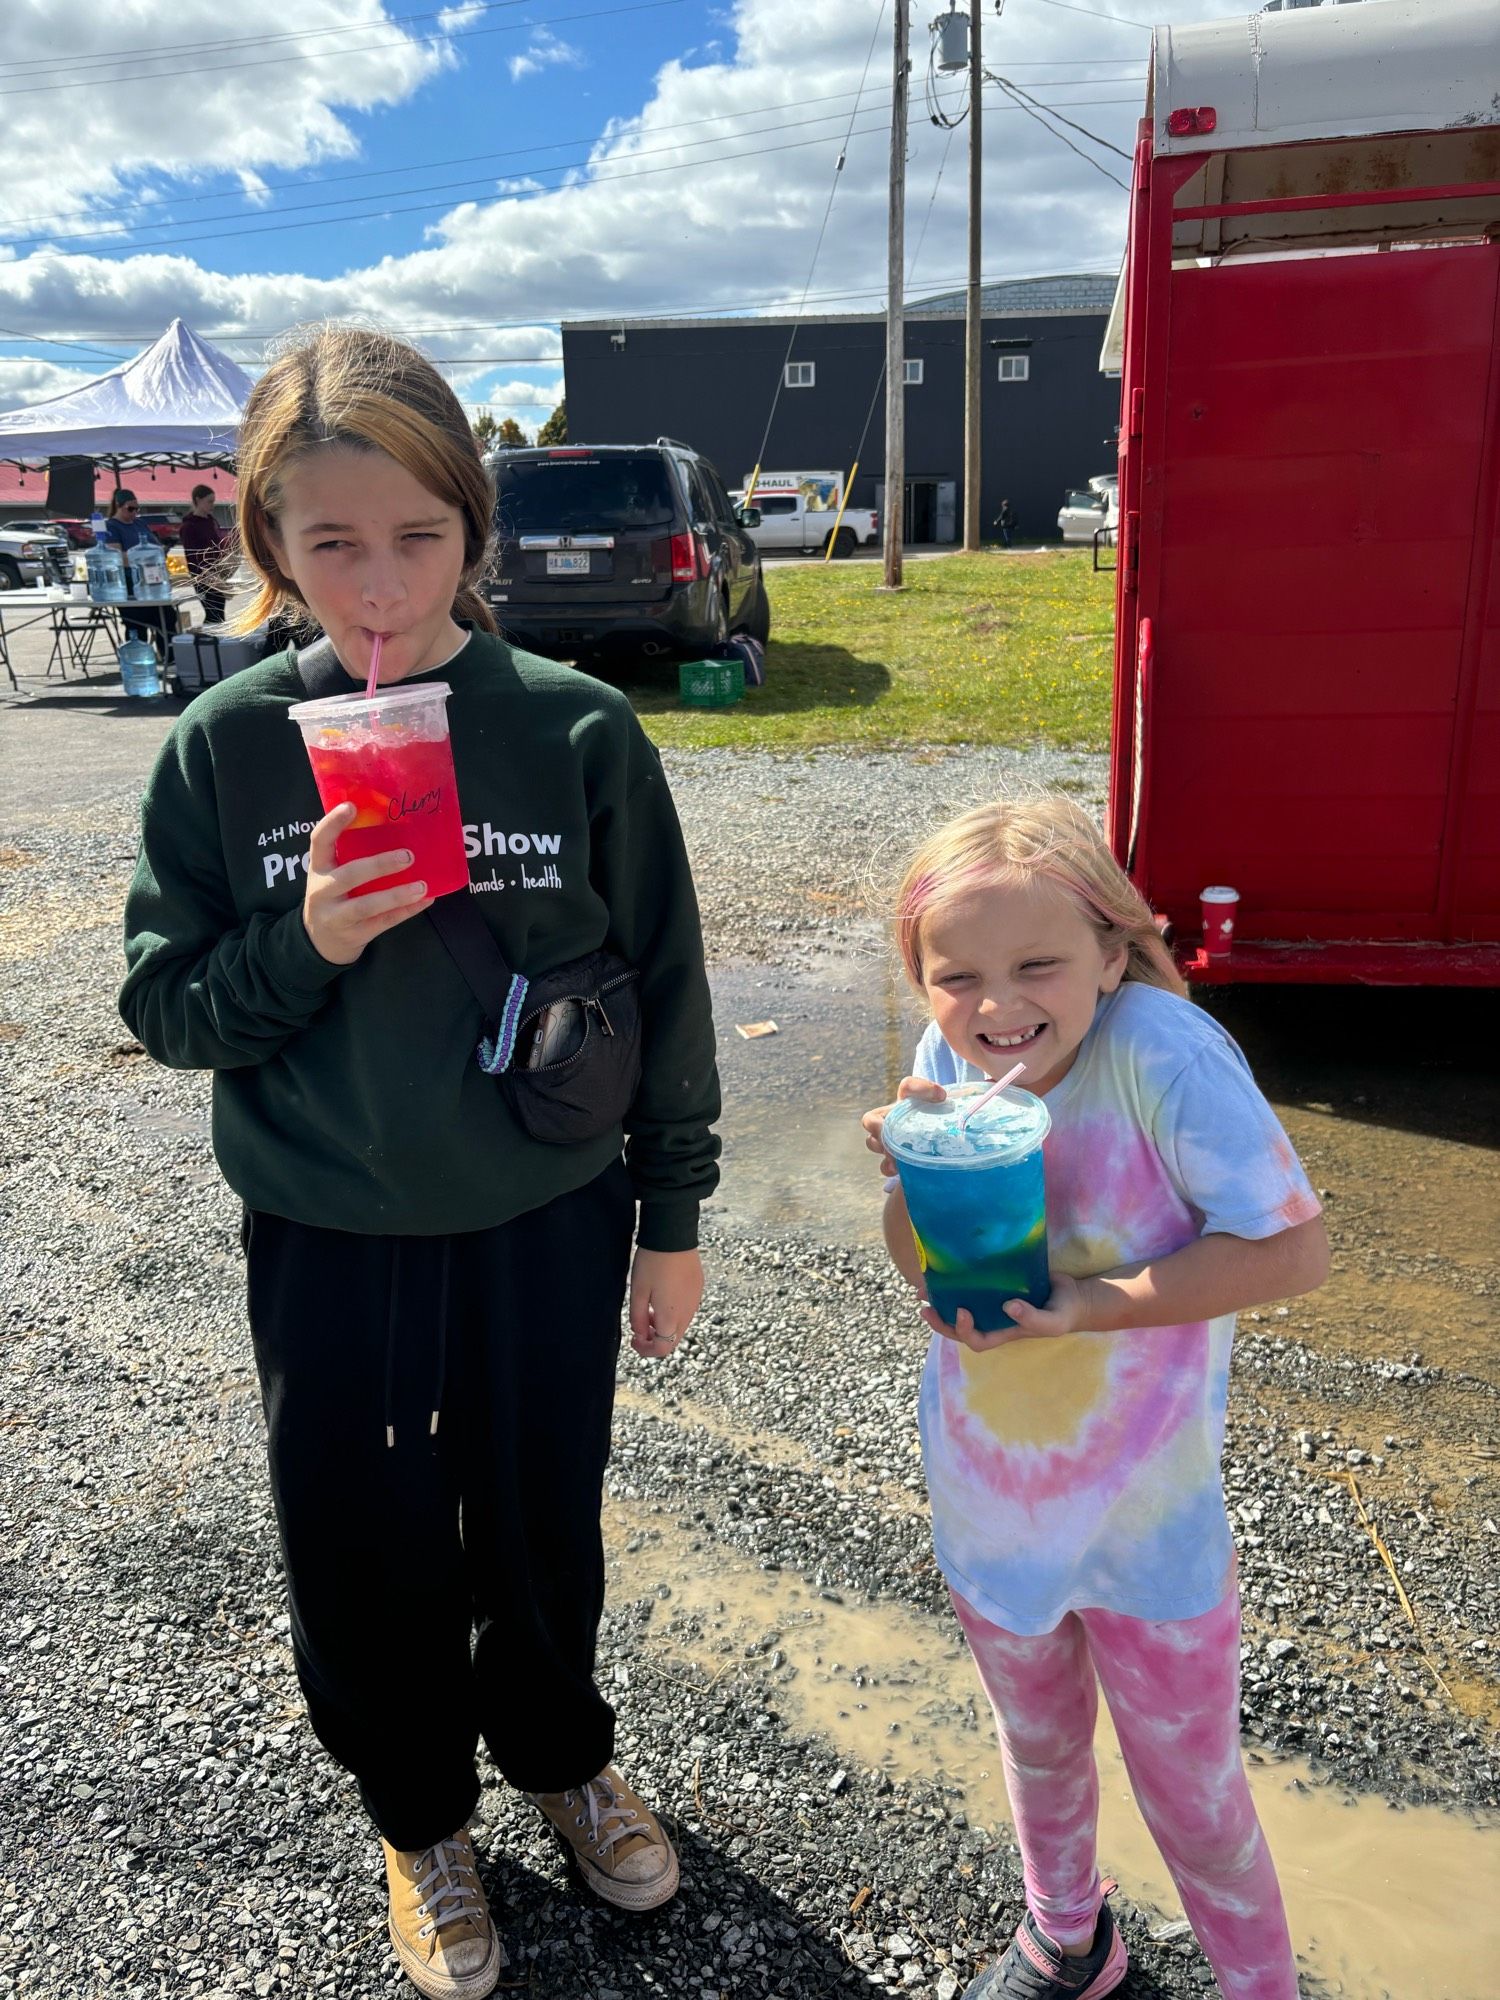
[920,1273,1088,1351]
[861,1075,947,1175]
[302,802,435,966]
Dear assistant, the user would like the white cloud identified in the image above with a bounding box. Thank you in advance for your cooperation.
[0,0,458,241]
[0,358,96,412]
[509,29,585,85]
[0,0,1256,361]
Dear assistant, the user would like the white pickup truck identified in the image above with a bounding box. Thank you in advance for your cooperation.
[732,472,879,558]
[0,523,67,592]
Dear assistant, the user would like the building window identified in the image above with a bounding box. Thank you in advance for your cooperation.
[785,361,815,389]
[997,354,1030,383]
[903,358,924,386]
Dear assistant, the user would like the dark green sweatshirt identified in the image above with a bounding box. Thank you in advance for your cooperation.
[119,631,720,1249]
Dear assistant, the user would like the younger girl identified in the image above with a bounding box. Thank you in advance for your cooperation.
[862,797,1327,2000]
[121,327,720,2000]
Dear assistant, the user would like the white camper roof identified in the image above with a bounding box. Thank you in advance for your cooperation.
[1154,0,1500,157]
[1100,0,1500,370]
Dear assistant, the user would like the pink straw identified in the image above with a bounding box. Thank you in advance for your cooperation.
[958,1059,1027,1132]
[364,632,383,699]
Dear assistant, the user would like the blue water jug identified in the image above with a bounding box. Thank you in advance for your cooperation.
[118,639,163,698]
[86,543,127,603]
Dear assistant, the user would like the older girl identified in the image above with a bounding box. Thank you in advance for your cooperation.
[121,328,720,2000]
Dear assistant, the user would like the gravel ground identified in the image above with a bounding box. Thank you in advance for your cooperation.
[2,698,1496,2000]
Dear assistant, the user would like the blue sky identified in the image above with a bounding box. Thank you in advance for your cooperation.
[0,0,1246,431]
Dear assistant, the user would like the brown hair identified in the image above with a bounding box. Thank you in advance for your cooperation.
[232,324,496,635]
[190,483,215,504]
[107,488,138,517]
[895,795,1187,998]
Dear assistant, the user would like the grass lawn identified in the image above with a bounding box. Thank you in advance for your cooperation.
[627,548,1115,752]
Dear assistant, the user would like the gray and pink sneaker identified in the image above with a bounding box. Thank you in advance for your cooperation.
[963,1890,1128,1998]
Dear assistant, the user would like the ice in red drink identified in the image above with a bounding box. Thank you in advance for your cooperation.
[289,682,469,900]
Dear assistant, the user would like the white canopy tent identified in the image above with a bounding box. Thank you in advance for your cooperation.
[0,318,252,466]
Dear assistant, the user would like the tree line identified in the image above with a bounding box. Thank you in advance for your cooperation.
[472,401,566,452]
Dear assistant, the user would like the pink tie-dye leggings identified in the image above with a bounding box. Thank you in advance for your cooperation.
[952,1582,1300,1999]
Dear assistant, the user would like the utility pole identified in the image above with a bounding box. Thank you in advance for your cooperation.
[963,0,983,551]
[883,0,909,590]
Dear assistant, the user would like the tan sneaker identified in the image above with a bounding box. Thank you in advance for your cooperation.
[528,1766,680,1912]
[381,1828,505,1999]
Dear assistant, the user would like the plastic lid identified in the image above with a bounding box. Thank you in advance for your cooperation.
[883,1084,1051,1168]
[1200,885,1239,902]
[288,680,453,726]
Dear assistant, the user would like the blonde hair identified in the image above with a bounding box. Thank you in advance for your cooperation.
[232,324,496,636]
[895,795,1187,997]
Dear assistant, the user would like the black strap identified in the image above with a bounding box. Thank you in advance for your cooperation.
[290,633,360,701]
[292,636,526,1039]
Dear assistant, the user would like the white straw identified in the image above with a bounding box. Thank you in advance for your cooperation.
[958,1060,1027,1132]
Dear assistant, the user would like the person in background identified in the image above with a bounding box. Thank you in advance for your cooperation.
[179,483,229,627]
[102,488,178,657]
[995,499,1017,549]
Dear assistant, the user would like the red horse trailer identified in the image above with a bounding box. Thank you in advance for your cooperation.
[1105,0,1500,986]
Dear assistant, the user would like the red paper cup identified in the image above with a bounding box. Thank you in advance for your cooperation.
[1200,885,1239,958]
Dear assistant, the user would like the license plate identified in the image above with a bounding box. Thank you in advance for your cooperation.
[546,552,590,575]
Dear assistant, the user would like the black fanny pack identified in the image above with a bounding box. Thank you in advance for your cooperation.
[293,636,643,1145]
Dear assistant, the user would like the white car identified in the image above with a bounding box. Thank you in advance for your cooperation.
[1057,476,1119,546]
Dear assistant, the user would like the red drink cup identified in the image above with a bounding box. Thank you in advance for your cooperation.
[289,682,470,899]
[1200,885,1239,959]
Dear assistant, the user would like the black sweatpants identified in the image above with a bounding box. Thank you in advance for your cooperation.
[244,1159,635,1851]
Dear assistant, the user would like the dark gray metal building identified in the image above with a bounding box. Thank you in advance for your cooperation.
[561,273,1120,544]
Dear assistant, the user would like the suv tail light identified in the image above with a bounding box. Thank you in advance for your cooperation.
[870,513,879,535]
[667,532,708,583]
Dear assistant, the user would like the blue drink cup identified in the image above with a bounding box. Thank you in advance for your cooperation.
[883,1084,1052,1333]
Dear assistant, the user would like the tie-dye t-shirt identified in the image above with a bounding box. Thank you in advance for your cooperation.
[910,981,1319,1635]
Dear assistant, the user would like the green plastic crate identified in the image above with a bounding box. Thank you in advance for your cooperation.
[678,656,744,708]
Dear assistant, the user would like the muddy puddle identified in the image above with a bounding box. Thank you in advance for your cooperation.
[710,947,912,1245]
[604,1499,1499,2000]
[708,956,1500,1379]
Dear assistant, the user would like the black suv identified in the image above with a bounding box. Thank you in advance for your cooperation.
[484,439,769,662]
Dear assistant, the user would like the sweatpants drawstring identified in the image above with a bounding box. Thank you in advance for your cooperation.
[430,1238,452,1439]
[384,1239,401,1450]
[383,1237,453,1448]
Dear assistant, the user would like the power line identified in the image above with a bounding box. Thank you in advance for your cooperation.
[0,325,131,364]
[0,94,975,251]
[751,0,889,482]
[0,0,690,100]
[0,0,532,77]
[989,75,1130,188]
[1,84,889,233]
[990,72,1134,160]
[3,101,911,253]
[0,93,1142,260]
[1029,0,1151,28]
[0,78,1144,246]
[821,112,982,496]
[4,267,1126,357]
